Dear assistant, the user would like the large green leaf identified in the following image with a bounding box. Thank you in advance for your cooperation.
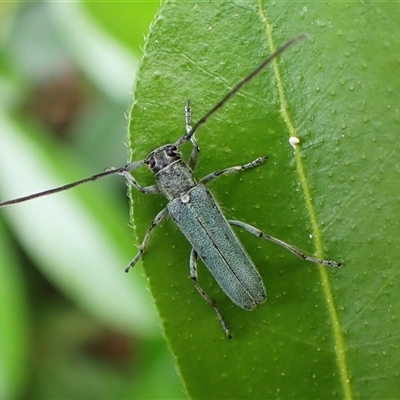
[129,1,400,398]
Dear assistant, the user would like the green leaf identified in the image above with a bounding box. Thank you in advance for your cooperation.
[0,218,29,399]
[129,1,400,398]
[82,1,160,56]
[0,113,158,336]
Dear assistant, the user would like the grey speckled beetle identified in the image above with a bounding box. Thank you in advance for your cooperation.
[0,35,341,338]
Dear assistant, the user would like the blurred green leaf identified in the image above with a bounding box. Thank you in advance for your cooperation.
[129,1,400,398]
[0,218,29,399]
[0,113,158,336]
[82,1,159,56]
[0,2,186,398]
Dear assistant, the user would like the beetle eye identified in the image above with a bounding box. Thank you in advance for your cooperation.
[148,158,155,169]
[167,146,178,157]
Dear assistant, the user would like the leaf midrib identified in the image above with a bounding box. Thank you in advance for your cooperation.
[258,3,352,399]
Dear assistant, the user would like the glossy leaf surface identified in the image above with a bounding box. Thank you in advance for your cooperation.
[129,2,400,398]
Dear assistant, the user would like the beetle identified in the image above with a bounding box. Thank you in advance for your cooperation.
[0,34,341,337]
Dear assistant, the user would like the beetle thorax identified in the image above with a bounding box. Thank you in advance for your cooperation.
[146,144,197,201]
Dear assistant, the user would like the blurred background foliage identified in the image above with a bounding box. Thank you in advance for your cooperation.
[0,2,187,399]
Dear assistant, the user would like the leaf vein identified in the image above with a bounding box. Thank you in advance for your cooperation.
[257,2,353,399]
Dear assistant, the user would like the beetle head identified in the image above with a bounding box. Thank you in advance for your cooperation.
[146,144,182,173]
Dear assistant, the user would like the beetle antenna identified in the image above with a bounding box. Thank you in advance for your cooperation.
[0,160,145,207]
[175,33,309,148]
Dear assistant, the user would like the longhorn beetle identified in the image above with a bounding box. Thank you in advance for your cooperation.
[0,34,341,338]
